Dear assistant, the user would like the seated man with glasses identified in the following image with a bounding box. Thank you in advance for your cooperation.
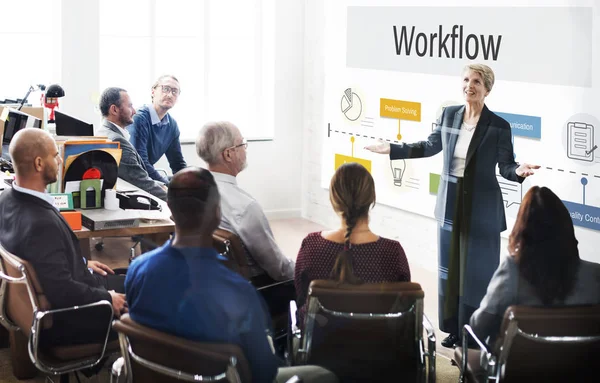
[196,122,295,282]
[98,87,167,201]
[127,75,187,185]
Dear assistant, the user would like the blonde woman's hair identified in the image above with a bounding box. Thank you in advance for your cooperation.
[463,63,495,92]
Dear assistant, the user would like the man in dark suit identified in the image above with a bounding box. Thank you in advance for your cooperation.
[0,128,126,346]
[97,87,167,200]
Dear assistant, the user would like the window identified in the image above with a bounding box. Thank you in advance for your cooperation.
[0,0,62,103]
[99,0,274,141]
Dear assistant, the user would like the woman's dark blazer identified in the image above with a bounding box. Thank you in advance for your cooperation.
[390,104,524,235]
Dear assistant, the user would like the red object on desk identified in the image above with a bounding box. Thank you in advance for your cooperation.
[61,211,82,230]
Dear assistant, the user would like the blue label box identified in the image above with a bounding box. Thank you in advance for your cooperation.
[562,200,600,231]
[495,112,541,139]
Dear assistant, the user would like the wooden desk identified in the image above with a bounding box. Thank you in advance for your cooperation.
[75,221,174,239]
[0,175,174,259]
[75,178,174,259]
[76,222,174,260]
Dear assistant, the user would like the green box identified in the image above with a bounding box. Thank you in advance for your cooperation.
[429,173,440,195]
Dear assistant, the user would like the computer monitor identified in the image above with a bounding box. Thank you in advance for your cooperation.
[55,110,94,136]
[2,108,42,146]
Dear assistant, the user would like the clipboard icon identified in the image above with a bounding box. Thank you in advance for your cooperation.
[567,122,594,162]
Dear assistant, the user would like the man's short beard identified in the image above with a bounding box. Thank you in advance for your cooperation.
[120,116,133,126]
[43,173,57,186]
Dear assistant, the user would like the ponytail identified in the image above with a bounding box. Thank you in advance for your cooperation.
[331,213,361,284]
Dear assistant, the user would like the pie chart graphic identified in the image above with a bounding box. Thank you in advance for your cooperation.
[341,88,362,121]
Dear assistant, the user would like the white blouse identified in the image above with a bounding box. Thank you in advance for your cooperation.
[450,122,476,177]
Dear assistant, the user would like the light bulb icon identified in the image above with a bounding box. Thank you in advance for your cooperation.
[390,159,406,187]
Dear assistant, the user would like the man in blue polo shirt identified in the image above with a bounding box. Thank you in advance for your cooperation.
[125,168,337,383]
[127,75,187,184]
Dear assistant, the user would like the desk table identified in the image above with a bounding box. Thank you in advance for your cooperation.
[0,175,174,259]
[75,178,174,259]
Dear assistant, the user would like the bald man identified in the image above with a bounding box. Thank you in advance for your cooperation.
[0,128,126,347]
[125,168,337,383]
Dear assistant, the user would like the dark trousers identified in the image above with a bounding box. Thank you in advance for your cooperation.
[41,271,126,348]
[437,178,478,335]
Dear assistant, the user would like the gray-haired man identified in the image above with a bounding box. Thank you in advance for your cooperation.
[196,121,294,281]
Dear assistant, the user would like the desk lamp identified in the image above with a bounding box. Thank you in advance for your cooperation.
[17,84,46,110]
[43,84,65,122]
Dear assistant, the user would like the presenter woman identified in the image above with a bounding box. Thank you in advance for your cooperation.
[366,64,539,347]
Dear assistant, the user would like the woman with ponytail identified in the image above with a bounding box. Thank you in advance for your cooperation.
[294,163,411,326]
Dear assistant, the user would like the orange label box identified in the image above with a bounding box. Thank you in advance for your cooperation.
[61,211,82,231]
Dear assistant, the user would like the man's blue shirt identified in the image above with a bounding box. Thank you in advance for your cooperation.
[125,240,280,382]
[127,105,187,184]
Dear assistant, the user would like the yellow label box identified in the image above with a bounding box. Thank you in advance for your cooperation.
[380,99,421,121]
[334,154,372,173]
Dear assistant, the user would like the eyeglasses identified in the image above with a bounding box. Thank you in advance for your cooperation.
[157,85,180,96]
[225,138,248,151]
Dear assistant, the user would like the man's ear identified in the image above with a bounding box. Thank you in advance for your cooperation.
[222,148,232,162]
[34,156,43,172]
[110,104,119,116]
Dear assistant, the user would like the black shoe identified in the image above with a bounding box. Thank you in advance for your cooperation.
[441,334,459,348]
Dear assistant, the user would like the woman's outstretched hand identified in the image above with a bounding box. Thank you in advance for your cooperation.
[516,163,541,178]
[364,140,391,155]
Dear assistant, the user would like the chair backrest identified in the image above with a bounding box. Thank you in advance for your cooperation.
[495,305,600,382]
[302,280,425,382]
[0,243,52,335]
[113,314,252,383]
[212,228,251,279]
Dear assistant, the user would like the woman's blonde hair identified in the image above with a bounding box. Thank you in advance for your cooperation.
[463,63,495,92]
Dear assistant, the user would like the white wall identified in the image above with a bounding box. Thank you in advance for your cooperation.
[56,0,600,270]
[60,0,99,125]
[156,0,305,219]
[301,1,443,272]
[301,0,600,270]
[57,0,305,218]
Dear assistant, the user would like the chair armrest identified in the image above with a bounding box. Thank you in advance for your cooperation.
[460,324,495,382]
[256,278,294,291]
[422,314,436,383]
[111,356,125,381]
[289,300,299,336]
[0,268,26,331]
[287,300,301,365]
[0,268,26,283]
[156,168,169,180]
[30,300,114,375]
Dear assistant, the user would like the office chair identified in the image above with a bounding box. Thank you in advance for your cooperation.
[0,243,118,382]
[288,280,436,383]
[212,228,295,356]
[111,314,304,383]
[453,305,600,382]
